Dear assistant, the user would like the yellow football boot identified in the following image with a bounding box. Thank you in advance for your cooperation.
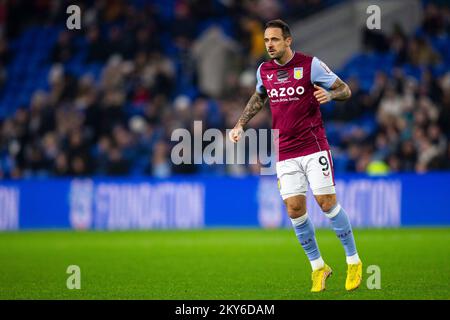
[345,261,363,291]
[311,264,333,292]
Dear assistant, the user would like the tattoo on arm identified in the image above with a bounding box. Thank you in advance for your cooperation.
[237,92,267,127]
[329,78,352,101]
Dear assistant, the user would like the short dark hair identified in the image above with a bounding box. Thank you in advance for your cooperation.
[265,19,291,39]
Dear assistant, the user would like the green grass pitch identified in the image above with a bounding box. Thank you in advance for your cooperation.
[0,228,449,299]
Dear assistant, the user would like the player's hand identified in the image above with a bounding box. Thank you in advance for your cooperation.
[313,84,332,104]
[229,125,244,143]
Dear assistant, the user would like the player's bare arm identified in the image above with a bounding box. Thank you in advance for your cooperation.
[313,78,352,104]
[229,91,268,143]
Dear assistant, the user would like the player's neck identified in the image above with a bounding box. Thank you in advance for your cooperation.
[275,48,294,65]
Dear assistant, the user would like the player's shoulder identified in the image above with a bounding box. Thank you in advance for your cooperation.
[258,59,272,72]
[257,61,265,72]
[257,60,272,78]
[294,51,314,63]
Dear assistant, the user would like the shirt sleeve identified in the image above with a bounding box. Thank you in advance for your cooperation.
[255,63,266,94]
[311,57,338,89]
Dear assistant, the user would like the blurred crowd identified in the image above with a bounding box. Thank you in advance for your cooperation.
[0,0,449,179]
[326,2,450,174]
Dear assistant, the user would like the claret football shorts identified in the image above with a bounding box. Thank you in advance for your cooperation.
[276,150,336,200]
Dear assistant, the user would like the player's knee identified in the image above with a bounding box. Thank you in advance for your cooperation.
[285,200,306,219]
[287,207,306,219]
[316,195,337,213]
[320,201,335,213]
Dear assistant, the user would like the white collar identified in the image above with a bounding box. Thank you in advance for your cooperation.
[274,51,295,66]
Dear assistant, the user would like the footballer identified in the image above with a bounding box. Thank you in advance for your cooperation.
[229,19,362,292]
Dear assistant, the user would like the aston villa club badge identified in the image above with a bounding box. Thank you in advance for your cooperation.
[294,67,303,80]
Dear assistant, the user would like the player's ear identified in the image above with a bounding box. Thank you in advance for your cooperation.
[285,36,292,46]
